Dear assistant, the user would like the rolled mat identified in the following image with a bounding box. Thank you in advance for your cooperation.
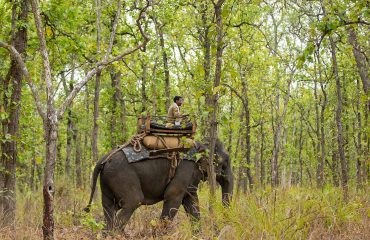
[143,135,195,150]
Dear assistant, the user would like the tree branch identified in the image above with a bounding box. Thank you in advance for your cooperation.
[221,83,247,110]
[57,0,151,119]
[0,41,46,120]
[31,0,54,108]
[104,0,122,61]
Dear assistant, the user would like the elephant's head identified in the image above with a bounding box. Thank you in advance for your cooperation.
[193,139,234,205]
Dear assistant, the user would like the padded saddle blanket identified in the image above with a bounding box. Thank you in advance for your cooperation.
[121,145,172,163]
[122,145,151,163]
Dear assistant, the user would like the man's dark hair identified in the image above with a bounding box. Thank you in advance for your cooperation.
[173,96,183,102]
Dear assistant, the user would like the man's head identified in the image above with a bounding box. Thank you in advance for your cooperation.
[173,96,183,106]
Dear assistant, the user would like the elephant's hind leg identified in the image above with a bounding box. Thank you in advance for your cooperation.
[112,184,144,230]
[115,206,136,230]
[102,191,117,231]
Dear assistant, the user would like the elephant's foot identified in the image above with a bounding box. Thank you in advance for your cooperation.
[151,218,173,237]
[161,195,183,219]
[112,206,138,232]
[101,228,113,239]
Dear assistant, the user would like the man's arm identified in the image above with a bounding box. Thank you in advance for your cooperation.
[173,105,182,118]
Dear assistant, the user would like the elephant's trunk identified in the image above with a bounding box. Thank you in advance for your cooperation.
[221,169,234,206]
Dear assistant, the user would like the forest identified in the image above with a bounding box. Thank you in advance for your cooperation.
[0,0,369,239]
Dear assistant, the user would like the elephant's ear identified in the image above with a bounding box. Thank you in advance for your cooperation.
[195,142,207,153]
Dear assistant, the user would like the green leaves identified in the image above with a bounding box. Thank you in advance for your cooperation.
[213,85,223,95]
[297,41,315,69]
[80,210,105,232]
[317,19,340,34]
[0,111,8,121]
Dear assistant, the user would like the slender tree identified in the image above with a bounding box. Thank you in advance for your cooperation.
[0,0,28,225]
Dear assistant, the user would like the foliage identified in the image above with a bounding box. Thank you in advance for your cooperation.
[0,0,369,237]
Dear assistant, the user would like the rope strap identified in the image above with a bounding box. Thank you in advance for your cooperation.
[101,132,147,165]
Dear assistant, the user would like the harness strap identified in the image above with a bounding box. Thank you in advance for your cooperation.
[167,152,181,183]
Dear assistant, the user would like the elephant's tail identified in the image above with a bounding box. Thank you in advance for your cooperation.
[83,158,105,213]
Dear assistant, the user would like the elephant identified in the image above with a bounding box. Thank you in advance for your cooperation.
[84,139,233,231]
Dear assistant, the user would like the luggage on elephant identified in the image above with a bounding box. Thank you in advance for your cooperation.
[137,114,196,137]
[142,135,195,150]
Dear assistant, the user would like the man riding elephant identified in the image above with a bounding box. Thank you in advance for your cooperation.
[166,96,184,127]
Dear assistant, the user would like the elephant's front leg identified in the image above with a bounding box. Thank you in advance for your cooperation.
[182,191,201,233]
[182,191,200,221]
[160,185,186,220]
[160,161,196,220]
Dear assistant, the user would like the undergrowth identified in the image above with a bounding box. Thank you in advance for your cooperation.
[0,180,369,239]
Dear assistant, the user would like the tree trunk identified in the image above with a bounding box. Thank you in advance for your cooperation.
[289,112,297,188]
[298,116,303,185]
[238,137,247,194]
[364,96,369,183]
[347,26,369,95]
[42,117,58,239]
[316,49,327,188]
[61,69,74,177]
[65,106,73,176]
[201,1,211,133]
[236,109,245,196]
[30,0,59,236]
[56,134,63,178]
[260,119,265,187]
[0,0,28,225]
[82,83,90,186]
[329,36,348,199]
[158,24,170,110]
[355,78,363,188]
[271,80,291,187]
[92,0,102,163]
[241,78,253,191]
[227,92,233,153]
[141,60,148,112]
[314,74,323,188]
[120,95,127,142]
[109,68,121,147]
[319,81,327,187]
[92,73,101,163]
[331,150,339,187]
[207,0,225,200]
[74,129,82,187]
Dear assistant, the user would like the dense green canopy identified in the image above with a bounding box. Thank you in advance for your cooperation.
[0,0,368,239]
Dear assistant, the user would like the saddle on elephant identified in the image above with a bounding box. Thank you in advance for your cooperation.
[137,113,196,153]
[137,113,196,136]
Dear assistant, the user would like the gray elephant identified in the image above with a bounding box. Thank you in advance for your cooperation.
[84,139,233,230]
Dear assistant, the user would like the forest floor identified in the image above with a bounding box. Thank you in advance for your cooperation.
[0,182,369,239]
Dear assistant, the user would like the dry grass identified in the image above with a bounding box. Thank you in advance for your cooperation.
[1,182,369,239]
